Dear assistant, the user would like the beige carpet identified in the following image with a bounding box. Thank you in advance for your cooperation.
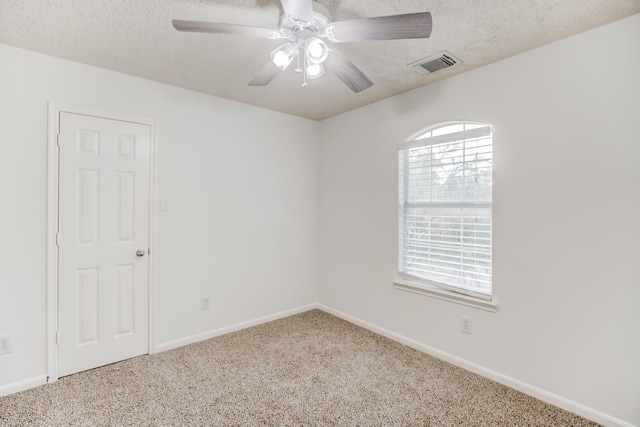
[0,310,599,426]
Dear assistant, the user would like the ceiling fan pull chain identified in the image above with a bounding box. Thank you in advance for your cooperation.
[295,50,302,73]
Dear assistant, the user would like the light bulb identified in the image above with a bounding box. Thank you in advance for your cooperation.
[309,43,323,58]
[306,63,324,79]
[270,43,296,71]
[305,37,328,64]
[272,51,290,68]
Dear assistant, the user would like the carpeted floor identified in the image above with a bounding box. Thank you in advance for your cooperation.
[0,310,599,426]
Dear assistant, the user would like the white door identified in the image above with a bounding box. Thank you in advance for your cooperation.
[57,112,150,377]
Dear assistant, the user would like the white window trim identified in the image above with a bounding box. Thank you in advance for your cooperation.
[393,276,498,313]
[397,122,495,310]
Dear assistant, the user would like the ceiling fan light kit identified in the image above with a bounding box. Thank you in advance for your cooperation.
[173,1,433,93]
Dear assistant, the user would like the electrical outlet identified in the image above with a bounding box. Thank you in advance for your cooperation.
[201,297,211,311]
[0,336,12,355]
[461,317,472,334]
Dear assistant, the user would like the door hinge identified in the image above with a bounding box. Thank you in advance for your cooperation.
[55,232,60,246]
[56,331,60,344]
[56,134,61,147]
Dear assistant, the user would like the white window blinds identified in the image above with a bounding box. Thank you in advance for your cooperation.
[398,123,492,299]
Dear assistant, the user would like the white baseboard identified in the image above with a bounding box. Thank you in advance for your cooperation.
[154,303,319,353]
[0,375,48,398]
[317,304,634,427]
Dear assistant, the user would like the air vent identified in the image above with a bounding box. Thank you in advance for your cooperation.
[409,51,461,75]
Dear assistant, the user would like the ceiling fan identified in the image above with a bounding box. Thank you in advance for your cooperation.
[172,0,432,93]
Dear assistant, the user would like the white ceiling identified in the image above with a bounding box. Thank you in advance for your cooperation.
[1,1,638,120]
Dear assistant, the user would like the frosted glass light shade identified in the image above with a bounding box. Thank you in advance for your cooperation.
[270,43,297,70]
[305,38,328,64]
[306,63,324,79]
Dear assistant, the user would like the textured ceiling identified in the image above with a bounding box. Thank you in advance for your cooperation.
[1,1,639,120]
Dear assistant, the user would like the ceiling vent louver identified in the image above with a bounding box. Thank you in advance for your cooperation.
[409,51,460,75]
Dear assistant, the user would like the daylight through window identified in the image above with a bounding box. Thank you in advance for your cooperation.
[398,122,493,299]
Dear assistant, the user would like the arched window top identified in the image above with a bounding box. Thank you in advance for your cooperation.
[401,121,492,150]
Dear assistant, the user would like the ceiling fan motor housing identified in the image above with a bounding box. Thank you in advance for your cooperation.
[279,3,332,41]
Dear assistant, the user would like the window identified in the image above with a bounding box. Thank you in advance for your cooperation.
[398,122,493,300]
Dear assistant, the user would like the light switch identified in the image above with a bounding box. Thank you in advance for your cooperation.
[160,195,171,211]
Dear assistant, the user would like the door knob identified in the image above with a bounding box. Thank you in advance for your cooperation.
[136,249,146,257]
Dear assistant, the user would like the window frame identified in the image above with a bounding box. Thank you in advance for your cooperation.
[395,122,497,312]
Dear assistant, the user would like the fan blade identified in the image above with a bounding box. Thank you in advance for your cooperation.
[172,20,276,38]
[328,12,432,42]
[248,60,281,86]
[324,48,373,93]
[280,0,313,22]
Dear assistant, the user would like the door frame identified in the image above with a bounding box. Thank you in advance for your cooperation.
[46,103,157,383]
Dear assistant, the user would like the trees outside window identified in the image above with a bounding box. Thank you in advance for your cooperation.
[398,122,493,299]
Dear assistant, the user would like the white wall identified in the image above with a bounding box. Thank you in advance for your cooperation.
[1,13,639,427]
[318,14,640,427]
[0,44,319,390]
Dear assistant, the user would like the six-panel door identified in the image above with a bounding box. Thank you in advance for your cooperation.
[57,112,150,377]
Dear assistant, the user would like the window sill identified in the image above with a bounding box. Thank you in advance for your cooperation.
[393,278,499,313]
